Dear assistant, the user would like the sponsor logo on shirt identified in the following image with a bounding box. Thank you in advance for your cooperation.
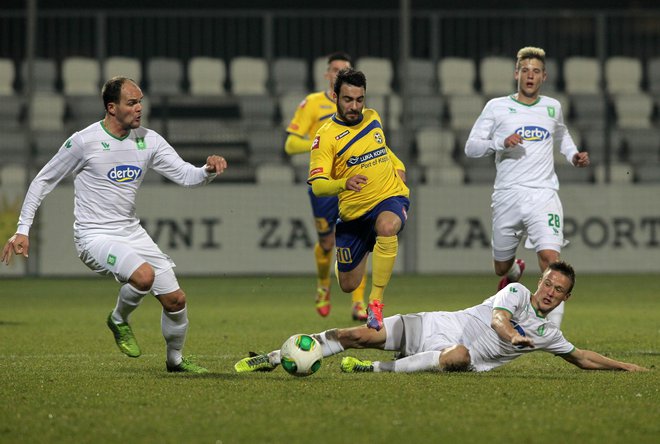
[64,139,72,149]
[547,106,555,117]
[289,123,299,131]
[101,142,110,151]
[335,130,350,140]
[515,126,550,142]
[136,137,146,150]
[346,147,387,167]
[311,136,320,150]
[309,167,323,176]
[298,99,308,109]
[107,165,143,183]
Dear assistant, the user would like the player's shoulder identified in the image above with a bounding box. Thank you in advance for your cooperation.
[537,95,562,109]
[363,107,382,122]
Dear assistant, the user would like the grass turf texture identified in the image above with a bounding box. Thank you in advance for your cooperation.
[1,274,658,443]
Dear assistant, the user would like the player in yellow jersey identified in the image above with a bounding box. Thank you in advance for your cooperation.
[307,68,409,331]
[285,52,369,321]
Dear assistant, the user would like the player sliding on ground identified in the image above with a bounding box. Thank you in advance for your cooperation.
[235,261,647,374]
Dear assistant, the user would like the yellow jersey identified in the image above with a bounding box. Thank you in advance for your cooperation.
[286,91,336,140]
[307,108,409,221]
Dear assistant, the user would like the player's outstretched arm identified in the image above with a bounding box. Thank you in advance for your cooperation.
[491,309,535,348]
[562,348,648,371]
[1,234,30,265]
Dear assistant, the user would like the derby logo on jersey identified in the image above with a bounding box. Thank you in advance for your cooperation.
[515,126,550,142]
[346,147,387,167]
[107,165,143,183]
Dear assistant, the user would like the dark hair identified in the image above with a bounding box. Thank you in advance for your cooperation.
[102,76,135,110]
[548,261,576,293]
[333,68,367,97]
[327,51,352,65]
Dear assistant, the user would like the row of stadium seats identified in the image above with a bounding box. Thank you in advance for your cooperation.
[2,55,660,98]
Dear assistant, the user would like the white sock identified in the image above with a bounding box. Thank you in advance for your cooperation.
[507,261,522,281]
[162,306,188,366]
[312,330,345,357]
[374,350,442,373]
[112,283,148,324]
[546,300,565,328]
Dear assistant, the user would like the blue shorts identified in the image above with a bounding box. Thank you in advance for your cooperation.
[335,196,410,272]
[308,187,339,236]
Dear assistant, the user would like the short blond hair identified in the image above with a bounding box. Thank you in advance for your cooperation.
[516,47,546,70]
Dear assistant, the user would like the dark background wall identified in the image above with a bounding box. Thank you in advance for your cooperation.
[2,0,658,10]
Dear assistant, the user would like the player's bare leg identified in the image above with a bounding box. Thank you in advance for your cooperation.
[495,258,526,291]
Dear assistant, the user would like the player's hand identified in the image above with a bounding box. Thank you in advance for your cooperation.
[397,169,407,183]
[511,334,535,348]
[572,152,590,168]
[1,234,30,265]
[622,363,649,372]
[205,155,228,174]
[504,133,523,148]
[345,175,368,192]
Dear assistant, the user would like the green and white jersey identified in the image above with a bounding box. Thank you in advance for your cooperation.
[17,121,215,236]
[465,95,579,191]
[414,283,574,372]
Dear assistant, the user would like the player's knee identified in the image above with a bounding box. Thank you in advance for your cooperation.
[337,327,369,348]
[130,263,155,291]
[159,289,186,312]
[375,219,400,237]
[440,345,471,372]
[494,260,512,276]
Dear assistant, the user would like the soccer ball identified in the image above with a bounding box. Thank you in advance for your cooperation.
[280,334,323,377]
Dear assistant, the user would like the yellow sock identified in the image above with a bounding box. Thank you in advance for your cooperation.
[314,242,332,289]
[351,273,367,304]
[369,235,398,302]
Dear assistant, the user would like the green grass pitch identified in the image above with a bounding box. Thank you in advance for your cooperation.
[1,274,658,443]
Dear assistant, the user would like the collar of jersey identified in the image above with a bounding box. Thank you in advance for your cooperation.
[509,95,542,107]
[332,113,364,126]
[101,120,131,141]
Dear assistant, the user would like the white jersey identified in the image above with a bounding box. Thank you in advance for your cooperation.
[465,95,579,191]
[415,283,574,372]
[17,121,215,237]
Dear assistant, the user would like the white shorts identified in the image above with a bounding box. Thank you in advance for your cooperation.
[491,188,567,261]
[384,312,465,357]
[74,225,179,295]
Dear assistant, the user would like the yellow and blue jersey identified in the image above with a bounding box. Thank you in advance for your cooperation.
[286,91,336,140]
[307,108,409,221]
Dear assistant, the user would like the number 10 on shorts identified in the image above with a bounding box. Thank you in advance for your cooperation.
[336,247,353,264]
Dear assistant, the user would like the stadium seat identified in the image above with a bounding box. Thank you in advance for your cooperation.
[278,92,307,128]
[404,58,436,95]
[104,56,142,85]
[188,56,226,96]
[605,56,642,95]
[463,156,496,184]
[29,92,66,131]
[238,94,278,128]
[21,58,58,93]
[634,163,660,183]
[407,95,445,130]
[273,58,308,95]
[618,128,660,165]
[62,56,100,95]
[479,56,515,97]
[612,93,653,129]
[0,163,27,185]
[66,94,104,130]
[367,93,401,130]
[648,57,660,96]
[0,94,23,130]
[255,162,295,184]
[447,94,484,131]
[569,94,607,130]
[555,163,594,184]
[356,57,393,95]
[312,56,328,92]
[247,127,286,163]
[593,163,633,184]
[424,166,464,185]
[542,58,560,94]
[0,130,28,165]
[230,56,268,95]
[563,57,601,95]
[146,57,184,95]
[438,57,476,96]
[0,58,16,95]
[416,127,456,167]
